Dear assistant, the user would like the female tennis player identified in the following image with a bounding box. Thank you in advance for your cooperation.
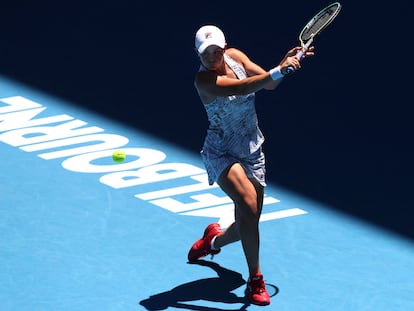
[187,25,314,306]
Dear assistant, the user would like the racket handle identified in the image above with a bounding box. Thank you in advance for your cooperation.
[282,50,304,75]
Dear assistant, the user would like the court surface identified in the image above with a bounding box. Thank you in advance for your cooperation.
[1,76,413,311]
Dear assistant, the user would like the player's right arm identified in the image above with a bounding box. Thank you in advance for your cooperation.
[195,69,274,103]
[195,47,310,104]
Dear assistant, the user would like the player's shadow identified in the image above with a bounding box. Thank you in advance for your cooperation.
[139,259,278,310]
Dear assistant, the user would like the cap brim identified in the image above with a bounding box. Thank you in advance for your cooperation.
[197,40,226,54]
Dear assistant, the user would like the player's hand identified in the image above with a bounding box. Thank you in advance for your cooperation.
[280,54,301,72]
[302,46,315,59]
[285,46,303,57]
[284,46,315,60]
[279,46,315,73]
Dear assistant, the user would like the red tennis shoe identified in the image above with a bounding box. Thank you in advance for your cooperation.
[188,223,222,262]
[245,273,270,306]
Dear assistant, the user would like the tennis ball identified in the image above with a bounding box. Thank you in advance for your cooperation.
[112,150,126,163]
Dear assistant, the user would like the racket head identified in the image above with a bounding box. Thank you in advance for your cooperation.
[298,2,342,45]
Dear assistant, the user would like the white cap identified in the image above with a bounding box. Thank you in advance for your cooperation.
[195,25,226,54]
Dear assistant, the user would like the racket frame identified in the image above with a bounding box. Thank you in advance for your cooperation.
[284,2,342,74]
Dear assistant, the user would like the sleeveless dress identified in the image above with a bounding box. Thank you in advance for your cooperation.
[199,53,266,186]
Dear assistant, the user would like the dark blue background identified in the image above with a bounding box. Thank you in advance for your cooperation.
[1,1,412,238]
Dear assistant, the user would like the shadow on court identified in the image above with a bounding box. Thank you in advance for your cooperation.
[139,260,278,311]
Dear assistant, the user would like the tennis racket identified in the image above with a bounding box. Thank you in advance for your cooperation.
[283,2,342,75]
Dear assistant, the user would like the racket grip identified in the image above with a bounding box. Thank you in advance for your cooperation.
[282,50,304,75]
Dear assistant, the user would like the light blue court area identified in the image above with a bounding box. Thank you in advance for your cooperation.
[1,76,413,311]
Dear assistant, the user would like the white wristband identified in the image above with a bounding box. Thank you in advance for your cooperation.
[269,66,284,80]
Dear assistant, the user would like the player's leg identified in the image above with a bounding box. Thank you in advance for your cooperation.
[215,163,270,305]
[216,162,269,305]
[187,162,260,261]
[215,163,264,276]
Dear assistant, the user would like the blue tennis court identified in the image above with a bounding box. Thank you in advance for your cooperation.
[1,76,413,311]
[1,0,413,310]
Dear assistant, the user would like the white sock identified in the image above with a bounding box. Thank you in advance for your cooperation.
[210,235,218,250]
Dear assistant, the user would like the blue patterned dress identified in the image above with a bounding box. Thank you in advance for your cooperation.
[200,53,266,186]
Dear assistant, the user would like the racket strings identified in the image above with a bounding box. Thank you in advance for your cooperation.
[301,5,341,41]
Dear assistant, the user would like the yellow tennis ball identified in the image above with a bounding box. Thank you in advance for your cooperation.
[112,150,126,163]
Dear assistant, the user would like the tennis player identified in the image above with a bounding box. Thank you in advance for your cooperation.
[187,25,314,306]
